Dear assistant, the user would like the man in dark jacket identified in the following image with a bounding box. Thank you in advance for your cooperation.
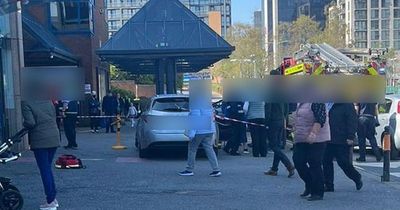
[63,100,79,149]
[21,100,60,209]
[264,102,295,177]
[356,103,381,162]
[223,101,245,156]
[102,92,118,133]
[323,103,363,192]
[88,91,100,133]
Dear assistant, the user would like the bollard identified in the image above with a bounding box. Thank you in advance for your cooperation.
[112,114,127,150]
[381,127,391,182]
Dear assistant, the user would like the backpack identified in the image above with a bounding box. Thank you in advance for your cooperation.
[55,155,84,169]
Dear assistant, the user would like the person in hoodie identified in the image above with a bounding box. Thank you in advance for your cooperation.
[323,103,363,192]
[293,103,330,201]
[179,81,221,177]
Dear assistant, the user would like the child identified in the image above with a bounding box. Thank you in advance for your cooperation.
[128,103,138,127]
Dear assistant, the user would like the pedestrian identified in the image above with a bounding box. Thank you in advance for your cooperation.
[88,91,100,133]
[21,100,60,210]
[223,101,245,156]
[63,100,79,149]
[246,101,268,157]
[323,103,363,192]
[124,97,131,117]
[116,93,125,116]
[264,102,295,177]
[356,103,382,162]
[102,92,117,133]
[128,102,138,128]
[179,92,221,177]
[292,103,330,201]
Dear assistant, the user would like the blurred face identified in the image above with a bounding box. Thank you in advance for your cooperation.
[108,92,112,96]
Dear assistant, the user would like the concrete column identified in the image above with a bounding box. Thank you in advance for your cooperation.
[166,58,176,94]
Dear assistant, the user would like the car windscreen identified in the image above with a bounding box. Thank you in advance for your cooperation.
[152,97,189,112]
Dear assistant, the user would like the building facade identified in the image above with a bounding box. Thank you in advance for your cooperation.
[106,0,231,37]
[254,10,263,28]
[262,0,332,66]
[342,0,400,50]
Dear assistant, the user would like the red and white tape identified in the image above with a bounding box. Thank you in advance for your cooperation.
[215,115,268,128]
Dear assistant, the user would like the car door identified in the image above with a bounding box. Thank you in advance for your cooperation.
[376,98,393,147]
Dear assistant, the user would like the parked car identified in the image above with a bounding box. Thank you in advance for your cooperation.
[135,94,218,158]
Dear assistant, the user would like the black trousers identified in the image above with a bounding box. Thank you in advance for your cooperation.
[64,115,77,147]
[269,122,292,171]
[293,142,327,197]
[249,118,267,157]
[358,116,381,160]
[105,112,115,133]
[323,144,361,189]
[225,121,242,153]
[90,113,99,130]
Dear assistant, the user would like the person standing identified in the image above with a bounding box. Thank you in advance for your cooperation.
[356,103,382,162]
[88,91,101,133]
[323,103,363,192]
[223,101,245,156]
[128,102,138,128]
[292,103,330,201]
[116,93,125,116]
[246,101,268,157]
[21,100,60,210]
[63,100,79,149]
[264,102,295,177]
[102,92,118,133]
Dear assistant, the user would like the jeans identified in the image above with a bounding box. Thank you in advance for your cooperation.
[358,116,381,160]
[249,118,268,157]
[269,122,292,171]
[64,115,77,147]
[323,144,361,189]
[225,122,242,153]
[186,134,220,171]
[33,147,57,204]
[293,142,327,197]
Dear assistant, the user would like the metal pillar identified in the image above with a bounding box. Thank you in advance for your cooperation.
[166,58,177,94]
[156,59,166,94]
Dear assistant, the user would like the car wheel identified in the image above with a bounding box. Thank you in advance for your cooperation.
[1,190,23,210]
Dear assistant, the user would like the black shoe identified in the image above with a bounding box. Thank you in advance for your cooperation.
[230,151,241,156]
[307,195,323,201]
[178,170,194,176]
[287,166,295,178]
[209,171,222,177]
[356,180,363,191]
[300,190,310,198]
[356,158,366,162]
[324,187,334,192]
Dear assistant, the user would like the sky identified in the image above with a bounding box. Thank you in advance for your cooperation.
[231,0,262,25]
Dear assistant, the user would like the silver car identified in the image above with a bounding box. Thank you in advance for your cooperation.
[135,94,219,158]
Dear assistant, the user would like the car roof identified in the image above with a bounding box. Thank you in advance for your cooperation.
[152,94,189,99]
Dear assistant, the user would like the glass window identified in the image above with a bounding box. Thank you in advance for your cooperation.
[395,40,400,50]
[355,20,367,30]
[371,41,380,48]
[394,30,400,39]
[355,42,367,48]
[382,9,390,19]
[371,31,380,40]
[355,31,367,40]
[382,20,390,29]
[382,41,390,48]
[371,9,379,19]
[395,9,400,18]
[379,99,392,114]
[355,10,367,19]
[395,0,400,7]
[371,20,379,30]
[395,20,400,29]
[355,0,367,9]
[382,30,390,40]
[50,0,94,32]
[382,0,390,8]
[371,0,379,8]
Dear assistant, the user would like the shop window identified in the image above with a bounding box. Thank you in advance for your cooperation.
[50,0,94,33]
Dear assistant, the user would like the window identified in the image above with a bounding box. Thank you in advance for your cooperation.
[382,20,390,29]
[371,20,379,30]
[151,98,189,112]
[355,10,367,19]
[371,9,379,19]
[355,0,367,9]
[395,0,400,7]
[395,19,400,29]
[371,0,379,8]
[382,0,390,8]
[382,9,390,19]
[382,30,390,40]
[395,40,400,50]
[355,31,367,40]
[371,31,380,40]
[394,30,400,39]
[50,0,94,32]
[382,41,390,48]
[355,41,367,48]
[379,99,392,114]
[355,20,367,30]
[395,9,400,18]
[371,41,380,48]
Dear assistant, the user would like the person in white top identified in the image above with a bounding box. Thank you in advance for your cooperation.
[128,103,137,127]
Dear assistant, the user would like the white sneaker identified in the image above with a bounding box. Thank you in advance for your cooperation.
[39,201,57,210]
[54,199,59,207]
